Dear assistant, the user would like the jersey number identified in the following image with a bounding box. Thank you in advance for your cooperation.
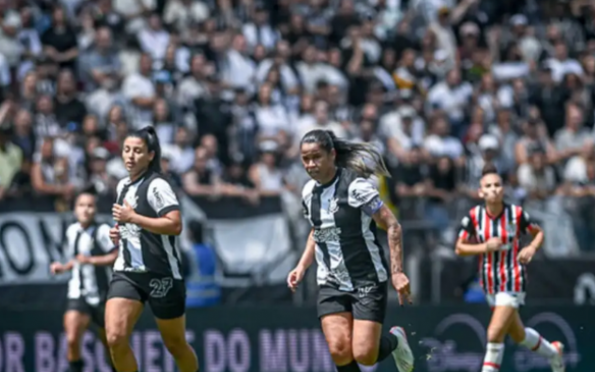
[149,278,173,298]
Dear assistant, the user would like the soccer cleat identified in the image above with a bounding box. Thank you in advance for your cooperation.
[390,326,414,372]
[550,341,565,372]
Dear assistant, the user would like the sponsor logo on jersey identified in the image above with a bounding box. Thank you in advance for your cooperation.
[313,227,342,243]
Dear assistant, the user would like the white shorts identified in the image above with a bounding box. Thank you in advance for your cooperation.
[486,292,526,309]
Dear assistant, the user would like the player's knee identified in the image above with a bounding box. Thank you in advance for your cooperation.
[352,347,377,366]
[486,326,505,343]
[327,339,353,365]
[105,328,128,351]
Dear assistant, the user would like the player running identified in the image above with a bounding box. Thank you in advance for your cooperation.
[456,164,565,372]
[288,129,414,372]
[50,192,118,372]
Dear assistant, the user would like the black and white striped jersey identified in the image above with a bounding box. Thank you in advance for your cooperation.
[302,167,388,291]
[114,171,183,279]
[66,222,115,305]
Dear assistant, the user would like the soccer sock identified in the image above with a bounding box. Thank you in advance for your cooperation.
[481,343,504,372]
[520,328,558,359]
[336,360,361,372]
[375,332,399,362]
[69,360,83,372]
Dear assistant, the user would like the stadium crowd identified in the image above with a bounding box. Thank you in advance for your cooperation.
[0,0,595,255]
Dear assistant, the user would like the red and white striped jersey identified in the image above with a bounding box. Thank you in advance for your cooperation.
[458,203,540,295]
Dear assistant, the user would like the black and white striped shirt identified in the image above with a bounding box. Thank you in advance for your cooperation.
[302,168,388,291]
[66,222,115,305]
[114,171,183,279]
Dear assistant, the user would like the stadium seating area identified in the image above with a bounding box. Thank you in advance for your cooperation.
[0,0,595,256]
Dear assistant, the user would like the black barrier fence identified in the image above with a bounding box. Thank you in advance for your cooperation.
[0,305,591,372]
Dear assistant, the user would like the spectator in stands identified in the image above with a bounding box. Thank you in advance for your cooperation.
[248,140,287,195]
[183,146,221,197]
[0,123,22,199]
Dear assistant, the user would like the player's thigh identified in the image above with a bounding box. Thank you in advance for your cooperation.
[507,310,527,343]
[321,312,354,362]
[352,320,382,364]
[64,302,91,343]
[486,292,522,342]
[105,274,145,345]
[105,298,144,346]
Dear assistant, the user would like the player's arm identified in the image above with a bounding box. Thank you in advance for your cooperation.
[372,205,404,274]
[520,209,544,251]
[86,225,118,266]
[296,229,316,270]
[130,179,182,236]
[348,178,404,273]
[455,213,490,256]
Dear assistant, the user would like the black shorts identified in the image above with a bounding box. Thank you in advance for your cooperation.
[66,298,106,328]
[317,282,388,324]
[107,271,186,320]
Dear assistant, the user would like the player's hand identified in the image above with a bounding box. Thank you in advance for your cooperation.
[109,225,120,246]
[518,246,537,264]
[112,200,135,223]
[76,254,91,264]
[485,237,502,252]
[391,272,412,305]
[49,262,65,275]
[287,266,306,292]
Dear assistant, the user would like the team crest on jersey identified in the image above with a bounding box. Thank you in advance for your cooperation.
[506,223,516,236]
[328,198,339,214]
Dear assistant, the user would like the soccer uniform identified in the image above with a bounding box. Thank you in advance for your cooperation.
[302,167,389,323]
[458,203,540,308]
[65,222,116,327]
[107,170,186,319]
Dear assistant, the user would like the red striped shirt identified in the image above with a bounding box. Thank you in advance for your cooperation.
[458,204,539,294]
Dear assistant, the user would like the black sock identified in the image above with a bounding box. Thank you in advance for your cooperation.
[376,332,399,362]
[69,360,83,372]
[336,360,361,372]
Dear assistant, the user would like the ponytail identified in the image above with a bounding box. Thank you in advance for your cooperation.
[300,129,390,178]
[128,126,162,173]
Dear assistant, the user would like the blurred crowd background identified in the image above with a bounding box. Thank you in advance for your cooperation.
[1,0,595,260]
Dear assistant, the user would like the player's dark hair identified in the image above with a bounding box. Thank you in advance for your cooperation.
[481,163,499,177]
[300,129,390,178]
[127,126,162,173]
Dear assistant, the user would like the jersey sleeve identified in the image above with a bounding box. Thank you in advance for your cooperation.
[147,178,180,216]
[347,177,384,216]
[96,224,116,253]
[519,208,540,234]
[458,213,476,241]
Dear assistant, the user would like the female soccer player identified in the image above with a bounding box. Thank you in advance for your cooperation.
[456,164,565,372]
[287,129,414,372]
[50,192,118,372]
[106,126,198,372]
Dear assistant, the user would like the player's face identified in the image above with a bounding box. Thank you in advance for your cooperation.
[300,142,335,181]
[122,136,154,176]
[479,173,504,203]
[75,194,96,224]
